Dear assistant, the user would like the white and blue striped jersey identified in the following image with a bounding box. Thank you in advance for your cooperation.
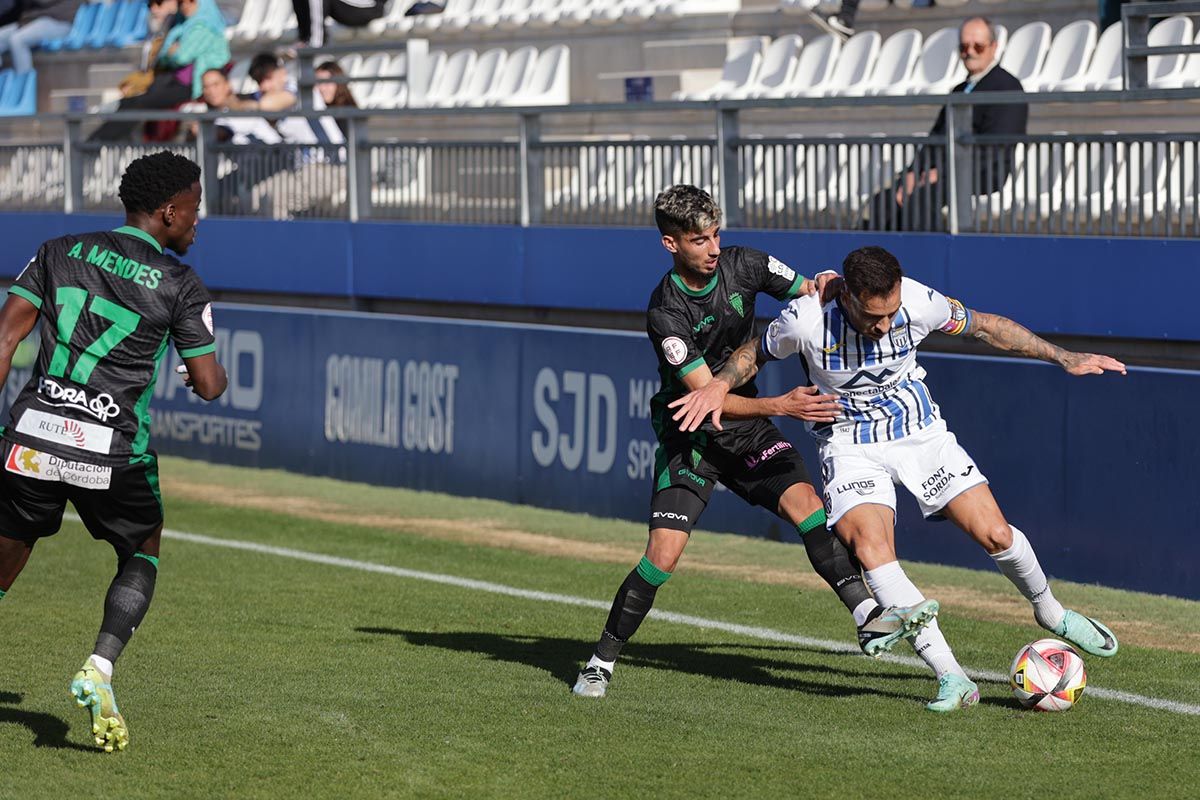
[762,277,972,445]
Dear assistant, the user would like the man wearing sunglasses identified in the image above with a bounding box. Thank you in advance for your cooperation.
[869,16,1027,231]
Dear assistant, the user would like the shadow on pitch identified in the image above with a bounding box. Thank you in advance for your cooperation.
[355,627,927,703]
[0,691,97,752]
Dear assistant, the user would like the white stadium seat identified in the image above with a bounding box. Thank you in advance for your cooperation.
[506,43,570,105]
[231,0,271,42]
[1173,30,1200,88]
[799,30,878,97]
[1028,19,1096,91]
[364,53,407,109]
[1057,20,1122,90]
[783,33,840,97]
[905,27,963,94]
[455,47,506,106]
[1000,22,1052,85]
[498,0,538,29]
[484,44,537,105]
[407,49,447,108]
[848,28,921,97]
[779,0,819,16]
[426,49,477,107]
[738,34,802,99]
[676,36,765,100]
[1145,15,1195,88]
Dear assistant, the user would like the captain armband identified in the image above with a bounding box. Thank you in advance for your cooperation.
[938,297,973,337]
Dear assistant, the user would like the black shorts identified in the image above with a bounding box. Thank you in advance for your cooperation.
[648,418,812,533]
[0,441,163,562]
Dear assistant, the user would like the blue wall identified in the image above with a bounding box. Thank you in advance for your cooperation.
[3,214,1200,340]
[13,303,1175,600]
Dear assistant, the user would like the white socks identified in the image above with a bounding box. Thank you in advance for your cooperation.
[851,599,878,628]
[865,561,967,680]
[990,525,1066,631]
[586,655,615,673]
[89,654,114,680]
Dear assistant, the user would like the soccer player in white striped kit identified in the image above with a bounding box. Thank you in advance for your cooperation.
[671,246,1124,711]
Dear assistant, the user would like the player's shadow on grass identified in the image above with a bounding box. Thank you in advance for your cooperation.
[0,691,96,752]
[355,627,925,703]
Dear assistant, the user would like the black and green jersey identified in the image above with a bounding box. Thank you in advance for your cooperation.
[647,245,807,445]
[3,226,215,465]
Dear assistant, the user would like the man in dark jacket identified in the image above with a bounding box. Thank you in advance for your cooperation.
[869,16,1028,231]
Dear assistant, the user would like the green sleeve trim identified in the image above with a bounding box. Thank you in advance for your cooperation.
[784,272,808,299]
[133,552,160,569]
[8,285,42,309]
[636,556,672,587]
[796,508,828,535]
[178,343,216,358]
[0,587,7,600]
[677,356,706,378]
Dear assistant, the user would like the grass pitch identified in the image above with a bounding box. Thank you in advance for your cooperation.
[2,457,1198,799]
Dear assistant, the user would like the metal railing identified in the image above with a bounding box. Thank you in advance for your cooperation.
[5,88,1200,237]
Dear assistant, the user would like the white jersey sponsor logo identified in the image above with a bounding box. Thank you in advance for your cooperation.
[5,444,113,489]
[36,377,122,422]
[763,277,957,444]
[202,303,214,334]
[767,256,796,282]
[661,336,688,366]
[15,410,114,454]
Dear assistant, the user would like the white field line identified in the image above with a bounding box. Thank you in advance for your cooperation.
[144,527,1200,717]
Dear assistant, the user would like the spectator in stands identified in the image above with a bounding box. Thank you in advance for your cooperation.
[293,0,385,48]
[91,0,230,141]
[245,52,298,111]
[252,63,350,219]
[195,68,282,143]
[118,0,180,99]
[0,0,80,73]
[821,1,857,39]
[867,16,1027,232]
[313,59,356,137]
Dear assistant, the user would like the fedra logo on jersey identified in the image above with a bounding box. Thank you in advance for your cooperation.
[36,377,121,422]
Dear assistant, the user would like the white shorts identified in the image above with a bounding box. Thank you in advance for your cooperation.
[818,419,988,526]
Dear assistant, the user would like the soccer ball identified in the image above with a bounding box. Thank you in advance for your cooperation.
[1009,638,1087,711]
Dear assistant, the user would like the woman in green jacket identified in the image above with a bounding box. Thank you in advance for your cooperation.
[91,0,230,141]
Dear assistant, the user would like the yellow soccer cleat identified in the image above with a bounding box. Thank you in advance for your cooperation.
[70,658,129,752]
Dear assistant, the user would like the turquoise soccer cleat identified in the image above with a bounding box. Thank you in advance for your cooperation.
[70,658,129,752]
[857,599,941,658]
[1053,609,1118,657]
[925,673,980,713]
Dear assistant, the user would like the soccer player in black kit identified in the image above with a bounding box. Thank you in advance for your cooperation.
[0,152,227,751]
[573,185,938,697]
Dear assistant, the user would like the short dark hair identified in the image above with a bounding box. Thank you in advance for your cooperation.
[249,53,283,85]
[843,246,903,299]
[654,184,722,236]
[118,151,201,214]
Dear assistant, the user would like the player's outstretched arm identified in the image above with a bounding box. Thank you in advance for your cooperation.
[669,338,839,431]
[966,311,1127,376]
[0,295,40,391]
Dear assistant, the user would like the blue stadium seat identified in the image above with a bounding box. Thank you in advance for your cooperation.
[109,0,150,48]
[42,2,98,52]
[0,70,37,116]
[83,1,122,50]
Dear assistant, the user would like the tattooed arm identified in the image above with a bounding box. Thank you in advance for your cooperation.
[669,338,839,431]
[966,311,1127,376]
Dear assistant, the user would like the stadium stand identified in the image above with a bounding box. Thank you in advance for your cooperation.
[3,0,1200,236]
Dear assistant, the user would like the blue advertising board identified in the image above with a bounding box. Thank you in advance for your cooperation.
[3,214,1200,341]
[88,303,1198,600]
